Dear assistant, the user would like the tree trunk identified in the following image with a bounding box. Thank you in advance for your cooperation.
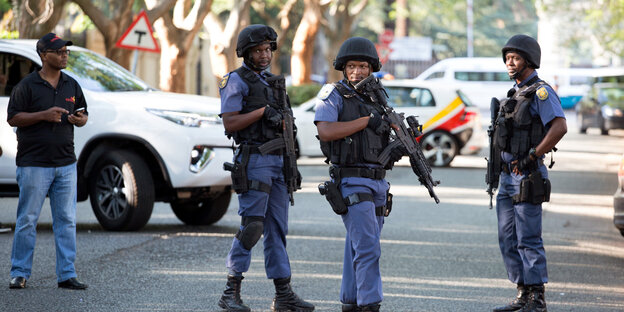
[395,0,408,37]
[152,0,212,93]
[14,0,68,39]
[291,0,322,86]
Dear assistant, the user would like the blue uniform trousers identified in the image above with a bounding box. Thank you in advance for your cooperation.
[226,153,291,279]
[339,176,388,306]
[496,164,548,285]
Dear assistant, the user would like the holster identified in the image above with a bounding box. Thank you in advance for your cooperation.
[513,170,551,205]
[224,145,272,194]
[223,146,249,194]
[318,181,348,215]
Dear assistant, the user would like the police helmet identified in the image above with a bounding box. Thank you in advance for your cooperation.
[333,37,381,72]
[236,24,278,58]
[501,34,541,69]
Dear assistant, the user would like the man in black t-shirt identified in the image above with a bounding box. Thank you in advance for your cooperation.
[7,33,88,290]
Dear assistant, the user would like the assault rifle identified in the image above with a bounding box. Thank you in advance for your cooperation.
[485,97,501,209]
[265,75,301,205]
[354,75,440,204]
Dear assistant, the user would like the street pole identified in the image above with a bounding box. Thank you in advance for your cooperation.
[467,0,474,57]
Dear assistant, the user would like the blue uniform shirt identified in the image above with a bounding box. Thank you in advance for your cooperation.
[219,64,270,115]
[314,80,367,123]
[501,71,566,162]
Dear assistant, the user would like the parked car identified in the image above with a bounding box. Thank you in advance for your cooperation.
[614,154,624,237]
[0,40,233,231]
[575,83,624,135]
[293,79,485,167]
[414,57,510,110]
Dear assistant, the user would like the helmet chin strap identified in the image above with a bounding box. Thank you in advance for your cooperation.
[510,64,528,81]
[244,57,269,72]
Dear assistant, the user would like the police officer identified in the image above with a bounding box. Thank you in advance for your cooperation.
[217,24,314,312]
[492,34,567,312]
[314,37,405,312]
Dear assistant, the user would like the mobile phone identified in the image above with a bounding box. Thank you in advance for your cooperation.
[73,107,85,115]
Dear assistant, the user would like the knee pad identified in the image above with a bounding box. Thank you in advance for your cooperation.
[236,216,264,250]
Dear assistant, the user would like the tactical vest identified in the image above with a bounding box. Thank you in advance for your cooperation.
[229,66,281,144]
[494,78,548,157]
[320,81,390,165]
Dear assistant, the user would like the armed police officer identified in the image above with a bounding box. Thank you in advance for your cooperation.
[314,37,407,312]
[488,35,567,312]
[217,24,314,312]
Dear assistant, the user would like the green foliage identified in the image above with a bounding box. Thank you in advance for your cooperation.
[0,30,18,39]
[287,84,322,107]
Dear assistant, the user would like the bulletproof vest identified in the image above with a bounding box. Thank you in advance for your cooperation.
[229,66,281,144]
[494,77,548,157]
[320,81,390,165]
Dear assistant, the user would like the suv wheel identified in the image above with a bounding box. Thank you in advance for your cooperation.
[420,130,458,167]
[89,150,155,231]
[171,191,232,225]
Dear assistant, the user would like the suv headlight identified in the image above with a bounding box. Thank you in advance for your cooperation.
[146,108,221,127]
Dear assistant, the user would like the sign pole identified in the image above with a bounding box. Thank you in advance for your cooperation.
[132,50,139,74]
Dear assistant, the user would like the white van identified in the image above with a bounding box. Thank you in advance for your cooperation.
[415,57,511,110]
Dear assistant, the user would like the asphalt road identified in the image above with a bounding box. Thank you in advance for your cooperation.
[1,111,623,311]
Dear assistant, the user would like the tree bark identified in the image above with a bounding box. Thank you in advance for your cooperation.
[203,0,252,81]
[14,0,68,39]
[394,0,408,37]
[291,0,324,86]
[151,0,212,93]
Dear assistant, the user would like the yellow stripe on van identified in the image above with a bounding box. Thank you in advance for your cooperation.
[422,96,464,130]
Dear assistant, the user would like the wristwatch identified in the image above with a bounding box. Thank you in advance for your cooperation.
[529,147,538,160]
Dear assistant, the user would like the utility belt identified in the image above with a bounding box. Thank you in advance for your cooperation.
[501,159,544,174]
[223,142,285,194]
[318,166,392,217]
[501,160,551,205]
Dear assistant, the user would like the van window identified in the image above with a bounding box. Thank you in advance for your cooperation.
[424,71,444,80]
[0,53,39,97]
[386,86,436,108]
[454,71,508,82]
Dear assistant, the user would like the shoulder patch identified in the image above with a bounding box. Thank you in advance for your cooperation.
[317,84,335,100]
[219,74,229,89]
[536,86,548,101]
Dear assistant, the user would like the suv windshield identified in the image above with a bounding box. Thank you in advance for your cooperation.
[65,50,151,92]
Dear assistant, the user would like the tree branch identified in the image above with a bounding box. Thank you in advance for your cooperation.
[144,0,177,22]
[72,0,113,33]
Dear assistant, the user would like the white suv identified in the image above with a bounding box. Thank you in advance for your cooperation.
[0,40,233,231]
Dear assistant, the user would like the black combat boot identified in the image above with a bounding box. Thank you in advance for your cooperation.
[357,303,381,312]
[218,275,250,312]
[342,303,357,311]
[493,284,529,312]
[522,285,547,312]
[271,277,315,311]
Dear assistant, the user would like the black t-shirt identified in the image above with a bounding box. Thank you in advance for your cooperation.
[7,71,87,167]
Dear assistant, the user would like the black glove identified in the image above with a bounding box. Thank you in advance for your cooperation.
[515,154,537,173]
[264,105,282,129]
[389,145,408,163]
[367,111,389,134]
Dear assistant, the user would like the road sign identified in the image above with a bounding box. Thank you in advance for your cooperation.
[379,29,394,46]
[115,10,160,53]
[375,44,392,65]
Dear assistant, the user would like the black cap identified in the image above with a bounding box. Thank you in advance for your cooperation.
[36,33,73,53]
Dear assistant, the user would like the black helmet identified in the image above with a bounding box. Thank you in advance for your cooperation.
[501,34,541,69]
[236,24,277,58]
[333,37,381,72]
